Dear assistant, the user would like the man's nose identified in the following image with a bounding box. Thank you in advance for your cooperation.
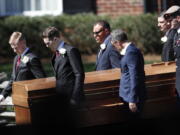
[93,34,98,38]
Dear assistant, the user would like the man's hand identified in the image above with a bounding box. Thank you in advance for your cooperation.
[129,102,138,113]
[70,99,77,106]
[0,95,5,103]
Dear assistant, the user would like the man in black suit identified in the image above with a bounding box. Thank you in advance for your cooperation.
[42,26,85,126]
[0,32,46,102]
[164,5,180,100]
[93,20,121,71]
[158,11,176,62]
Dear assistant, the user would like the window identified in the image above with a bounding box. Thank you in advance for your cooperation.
[0,0,24,16]
[23,0,63,16]
[144,0,180,13]
[0,0,63,16]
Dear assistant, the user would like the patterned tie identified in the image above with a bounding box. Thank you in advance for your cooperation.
[16,55,21,70]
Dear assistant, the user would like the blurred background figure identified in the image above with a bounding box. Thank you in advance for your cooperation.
[164,5,180,104]
[158,11,176,62]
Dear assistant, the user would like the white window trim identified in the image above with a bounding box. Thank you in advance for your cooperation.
[23,0,63,16]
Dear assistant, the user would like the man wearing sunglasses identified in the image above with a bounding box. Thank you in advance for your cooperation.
[93,20,121,71]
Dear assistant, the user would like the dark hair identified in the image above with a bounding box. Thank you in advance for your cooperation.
[93,20,111,32]
[42,26,60,39]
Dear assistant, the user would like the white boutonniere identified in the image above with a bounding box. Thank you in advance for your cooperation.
[59,48,66,57]
[21,56,29,64]
[178,28,180,34]
[161,36,168,43]
[100,43,106,50]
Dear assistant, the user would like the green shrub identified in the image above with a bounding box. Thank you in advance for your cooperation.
[0,13,162,59]
[111,14,162,54]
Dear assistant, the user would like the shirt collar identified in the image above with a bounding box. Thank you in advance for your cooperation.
[21,48,29,57]
[120,42,131,55]
[57,41,64,51]
[177,28,180,34]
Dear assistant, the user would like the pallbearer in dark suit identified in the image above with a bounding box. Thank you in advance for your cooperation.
[158,11,176,62]
[164,5,180,100]
[93,20,121,71]
[0,32,46,102]
[111,29,146,118]
[42,26,85,126]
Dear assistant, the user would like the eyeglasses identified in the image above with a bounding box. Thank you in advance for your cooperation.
[93,29,104,35]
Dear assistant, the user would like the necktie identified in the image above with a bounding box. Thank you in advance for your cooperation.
[16,56,21,70]
[98,49,102,59]
[56,50,60,58]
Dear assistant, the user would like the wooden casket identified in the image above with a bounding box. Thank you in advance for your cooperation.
[12,61,177,127]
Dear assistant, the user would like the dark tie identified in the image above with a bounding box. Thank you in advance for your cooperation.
[56,50,60,58]
[16,56,21,70]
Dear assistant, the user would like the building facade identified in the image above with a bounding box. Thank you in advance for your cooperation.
[0,0,180,17]
[0,0,63,16]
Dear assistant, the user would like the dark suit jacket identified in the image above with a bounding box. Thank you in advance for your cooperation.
[119,44,146,103]
[52,43,85,105]
[96,35,121,71]
[1,49,46,97]
[161,28,176,62]
[173,29,180,96]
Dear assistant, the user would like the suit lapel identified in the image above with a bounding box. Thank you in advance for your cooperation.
[53,44,67,74]
[96,36,110,67]
[96,46,107,67]
[15,49,30,79]
[13,56,18,80]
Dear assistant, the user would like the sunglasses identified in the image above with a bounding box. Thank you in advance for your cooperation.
[93,29,104,35]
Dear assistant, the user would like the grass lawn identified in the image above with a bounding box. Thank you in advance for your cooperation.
[0,54,161,78]
[0,62,97,79]
[1,60,161,79]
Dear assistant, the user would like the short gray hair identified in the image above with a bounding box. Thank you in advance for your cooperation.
[111,29,128,43]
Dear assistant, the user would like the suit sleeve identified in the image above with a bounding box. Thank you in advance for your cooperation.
[1,57,16,98]
[1,77,13,98]
[68,48,85,103]
[166,30,176,61]
[126,51,141,103]
[29,56,46,78]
